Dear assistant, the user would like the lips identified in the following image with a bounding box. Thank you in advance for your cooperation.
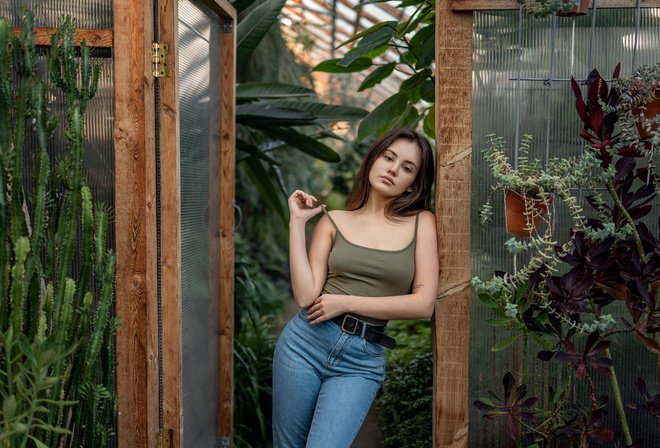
[381,176,394,185]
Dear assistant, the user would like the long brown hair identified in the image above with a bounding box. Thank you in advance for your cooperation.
[345,129,434,220]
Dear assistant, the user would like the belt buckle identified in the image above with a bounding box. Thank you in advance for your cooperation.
[341,315,359,335]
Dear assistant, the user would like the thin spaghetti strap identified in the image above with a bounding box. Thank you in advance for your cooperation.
[414,213,420,239]
[322,207,340,232]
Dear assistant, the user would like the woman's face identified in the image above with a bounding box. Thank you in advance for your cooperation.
[368,138,422,199]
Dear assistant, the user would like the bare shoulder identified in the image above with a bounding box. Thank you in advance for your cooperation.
[417,210,436,228]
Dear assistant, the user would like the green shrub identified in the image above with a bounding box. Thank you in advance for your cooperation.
[375,319,433,448]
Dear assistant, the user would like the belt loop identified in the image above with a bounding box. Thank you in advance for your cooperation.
[360,323,367,339]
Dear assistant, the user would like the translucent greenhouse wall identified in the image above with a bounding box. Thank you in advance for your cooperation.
[470,8,660,446]
[178,0,222,445]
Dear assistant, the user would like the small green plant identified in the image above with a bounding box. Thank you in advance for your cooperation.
[479,133,603,229]
[0,10,117,447]
[614,63,660,144]
[517,0,581,18]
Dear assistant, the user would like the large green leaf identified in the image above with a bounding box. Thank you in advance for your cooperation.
[423,107,435,140]
[236,139,281,165]
[241,157,287,220]
[236,104,315,126]
[236,82,316,101]
[338,42,384,67]
[409,25,434,54]
[358,62,396,92]
[237,0,286,66]
[337,21,396,49]
[357,92,408,141]
[265,101,368,124]
[231,0,261,14]
[259,127,340,162]
[356,22,398,48]
[313,57,372,73]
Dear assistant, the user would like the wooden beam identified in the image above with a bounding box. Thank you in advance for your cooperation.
[12,27,113,46]
[158,0,183,445]
[433,0,472,446]
[219,14,237,443]
[452,0,660,11]
[114,0,157,447]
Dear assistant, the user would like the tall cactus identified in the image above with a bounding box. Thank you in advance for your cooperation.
[0,9,118,447]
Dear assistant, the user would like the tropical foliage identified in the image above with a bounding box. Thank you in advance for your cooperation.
[313,0,436,142]
[235,0,369,219]
[0,11,117,447]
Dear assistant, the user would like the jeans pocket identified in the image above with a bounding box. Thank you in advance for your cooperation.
[361,339,386,357]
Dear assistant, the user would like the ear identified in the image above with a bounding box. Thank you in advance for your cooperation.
[406,187,413,193]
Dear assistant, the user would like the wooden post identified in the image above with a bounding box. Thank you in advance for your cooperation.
[114,0,158,447]
[219,13,236,442]
[433,0,473,446]
[157,0,184,445]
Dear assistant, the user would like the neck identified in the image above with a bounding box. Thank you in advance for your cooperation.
[360,190,393,217]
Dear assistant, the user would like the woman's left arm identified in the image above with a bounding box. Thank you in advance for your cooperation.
[307,211,438,323]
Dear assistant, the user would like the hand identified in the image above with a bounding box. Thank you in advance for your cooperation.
[288,190,325,223]
[307,294,346,325]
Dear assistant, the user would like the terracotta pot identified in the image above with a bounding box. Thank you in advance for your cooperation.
[633,91,660,138]
[504,189,553,238]
[556,0,589,16]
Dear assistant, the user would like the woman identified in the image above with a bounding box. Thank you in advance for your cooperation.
[272,129,438,447]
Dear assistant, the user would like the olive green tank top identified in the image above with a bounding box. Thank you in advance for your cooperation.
[322,209,418,325]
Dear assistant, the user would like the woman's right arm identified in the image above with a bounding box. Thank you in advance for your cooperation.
[288,190,334,308]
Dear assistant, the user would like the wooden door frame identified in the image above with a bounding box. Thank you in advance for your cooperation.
[114,0,236,446]
[434,1,659,446]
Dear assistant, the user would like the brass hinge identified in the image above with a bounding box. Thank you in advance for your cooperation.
[152,43,169,78]
[156,428,173,448]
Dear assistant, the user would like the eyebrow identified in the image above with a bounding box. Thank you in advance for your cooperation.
[385,149,418,170]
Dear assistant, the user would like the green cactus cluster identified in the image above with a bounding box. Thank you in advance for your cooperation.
[0,9,118,447]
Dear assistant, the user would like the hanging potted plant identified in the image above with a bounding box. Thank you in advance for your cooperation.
[518,0,589,18]
[479,134,597,238]
[614,62,660,139]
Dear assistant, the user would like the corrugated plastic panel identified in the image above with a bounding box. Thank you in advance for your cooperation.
[471,7,660,446]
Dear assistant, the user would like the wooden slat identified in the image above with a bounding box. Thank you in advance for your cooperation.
[452,0,660,10]
[158,0,183,445]
[219,14,237,443]
[433,0,472,446]
[114,0,156,446]
[12,27,113,46]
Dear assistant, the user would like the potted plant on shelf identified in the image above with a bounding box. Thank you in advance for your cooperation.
[479,134,598,238]
[518,0,589,18]
[615,62,660,139]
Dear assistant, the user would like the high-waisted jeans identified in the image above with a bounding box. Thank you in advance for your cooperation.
[272,307,386,448]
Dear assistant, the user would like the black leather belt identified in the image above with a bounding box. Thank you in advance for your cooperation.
[331,314,396,349]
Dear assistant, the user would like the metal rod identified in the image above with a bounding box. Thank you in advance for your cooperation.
[514,4,524,168]
[588,0,598,71]
[546,14,558,166]
[632,0,642,72]
[507,77,616,83]
[154,0,164,431]
[570,17,576,77]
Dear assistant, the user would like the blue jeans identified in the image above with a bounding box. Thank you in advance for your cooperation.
[272,307,386,448]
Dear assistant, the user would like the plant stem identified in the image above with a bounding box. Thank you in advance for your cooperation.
[604,346,633,446]
[522,329,528,384]
[606,178,646,262]
[589,299,633,445]
[655,332,660,386]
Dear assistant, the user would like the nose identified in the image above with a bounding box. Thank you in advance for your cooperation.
[387,165,397,176]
